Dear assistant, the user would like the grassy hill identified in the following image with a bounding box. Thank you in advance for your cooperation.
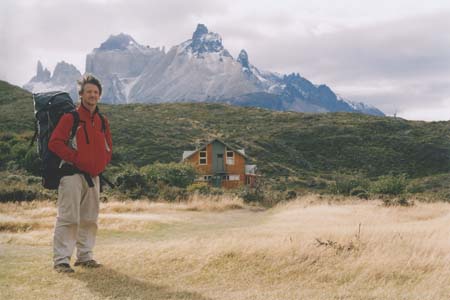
[1,79,450,187]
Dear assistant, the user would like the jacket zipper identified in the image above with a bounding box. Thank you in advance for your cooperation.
[80,121,90,144]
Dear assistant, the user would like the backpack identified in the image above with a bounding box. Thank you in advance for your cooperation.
[31,91,80,189]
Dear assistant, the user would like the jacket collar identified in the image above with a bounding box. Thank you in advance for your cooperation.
[79,102,99,116]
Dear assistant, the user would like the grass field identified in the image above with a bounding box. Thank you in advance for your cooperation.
[1,194,450,300]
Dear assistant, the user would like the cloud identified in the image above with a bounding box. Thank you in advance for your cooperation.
[233,11,450,118]
[0,0,226,84]
[1,0,449,120]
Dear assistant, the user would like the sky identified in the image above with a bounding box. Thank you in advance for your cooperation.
[1,0,449,121]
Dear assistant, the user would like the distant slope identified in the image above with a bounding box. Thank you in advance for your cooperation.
[0,80,35,133]
[1,80,449,179]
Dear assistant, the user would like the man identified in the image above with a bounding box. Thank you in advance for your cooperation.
[49,74,112,273]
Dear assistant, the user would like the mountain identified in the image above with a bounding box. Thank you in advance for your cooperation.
[24,24,384,116]
[24,60,81,100]
[85,33,165,104]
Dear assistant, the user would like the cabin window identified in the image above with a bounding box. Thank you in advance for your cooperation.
[226,151,234,165]
[199,151,207,165]
[222,175,229,180]
[229,175,240,181]
[197,175,212,181]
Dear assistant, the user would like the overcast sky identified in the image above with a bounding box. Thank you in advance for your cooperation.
[1,0,449,121]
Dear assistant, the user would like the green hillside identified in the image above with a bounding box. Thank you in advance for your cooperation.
[1,79,450,183]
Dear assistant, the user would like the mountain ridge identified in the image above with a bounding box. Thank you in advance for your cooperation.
[24,24,384,116]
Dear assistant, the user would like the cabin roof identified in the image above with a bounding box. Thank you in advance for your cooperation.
[182,138,248,161]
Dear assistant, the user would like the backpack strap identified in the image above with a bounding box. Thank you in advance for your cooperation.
[97,112,106,133]
[68,111,80,139]
[29,119,39,149]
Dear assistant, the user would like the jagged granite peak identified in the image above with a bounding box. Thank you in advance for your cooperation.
[98,33,141,51]
[23,60,81,101]
[192,24,209,40]
[51,61,82,86]
[188,24,227,55]
[31,60,51,82]
[237,49,250,69]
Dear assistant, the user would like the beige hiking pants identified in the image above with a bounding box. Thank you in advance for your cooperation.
[53,174,100,265]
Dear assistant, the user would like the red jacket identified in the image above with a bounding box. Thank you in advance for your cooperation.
[49,104,113,177]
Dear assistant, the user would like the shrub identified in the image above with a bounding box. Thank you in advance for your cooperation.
[141,162,196,188]
[286,190,297,200]
[159,185,188,201]
[329,173,369,196]
[382,196,414,207]
[22,150,41,176]
[371,173,408,196]
[114,166,149,199]
[0,185,40,202]
[240,187,264,202]
[187,182,210,195]
[25,176,41,185]
[4,174,23,184]
[349,186,370,199]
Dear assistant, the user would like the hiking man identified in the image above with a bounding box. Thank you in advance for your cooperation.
[49,74,112,273]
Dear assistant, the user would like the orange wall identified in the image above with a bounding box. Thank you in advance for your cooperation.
[185,144,213,174]
[224,149,245,174]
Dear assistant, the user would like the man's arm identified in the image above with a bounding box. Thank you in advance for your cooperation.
[48,113,79,164]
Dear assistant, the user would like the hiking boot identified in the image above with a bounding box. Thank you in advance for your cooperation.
[74,260,102,268]
[54,263,75,273]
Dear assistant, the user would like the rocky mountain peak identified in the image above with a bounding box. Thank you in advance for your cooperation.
[98,33,140,51]
[33,60,51,82]
[189,24,224,54]
[51,61,81,86]
[237,49,249,69]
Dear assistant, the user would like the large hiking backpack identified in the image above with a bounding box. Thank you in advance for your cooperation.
[32,91,79,189]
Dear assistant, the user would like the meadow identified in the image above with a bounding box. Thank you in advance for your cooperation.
[1,194,450,300]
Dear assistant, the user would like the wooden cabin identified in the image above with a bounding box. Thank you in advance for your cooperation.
[181,139,257,189]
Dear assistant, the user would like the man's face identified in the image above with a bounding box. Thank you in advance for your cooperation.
[80,83,100,108]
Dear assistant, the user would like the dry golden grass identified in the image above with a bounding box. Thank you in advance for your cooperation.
[1,194,450,299]
[100,194,245,214]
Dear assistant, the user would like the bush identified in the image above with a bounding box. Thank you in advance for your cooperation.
[286,190,297,200]
[349,186,369,199]
[371,174,408,196]
[187,182,210,195]
[22,150,41,176]
[4,174,23,184]
[141,162,196,188]
[240,187,264,202]
[26,176,41,185]
[329,173,369,196]
[0,185,40,202]
[382,196,414,207]
[159,185,188,201]
[113,164,197,200]
[114,166,149,199]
